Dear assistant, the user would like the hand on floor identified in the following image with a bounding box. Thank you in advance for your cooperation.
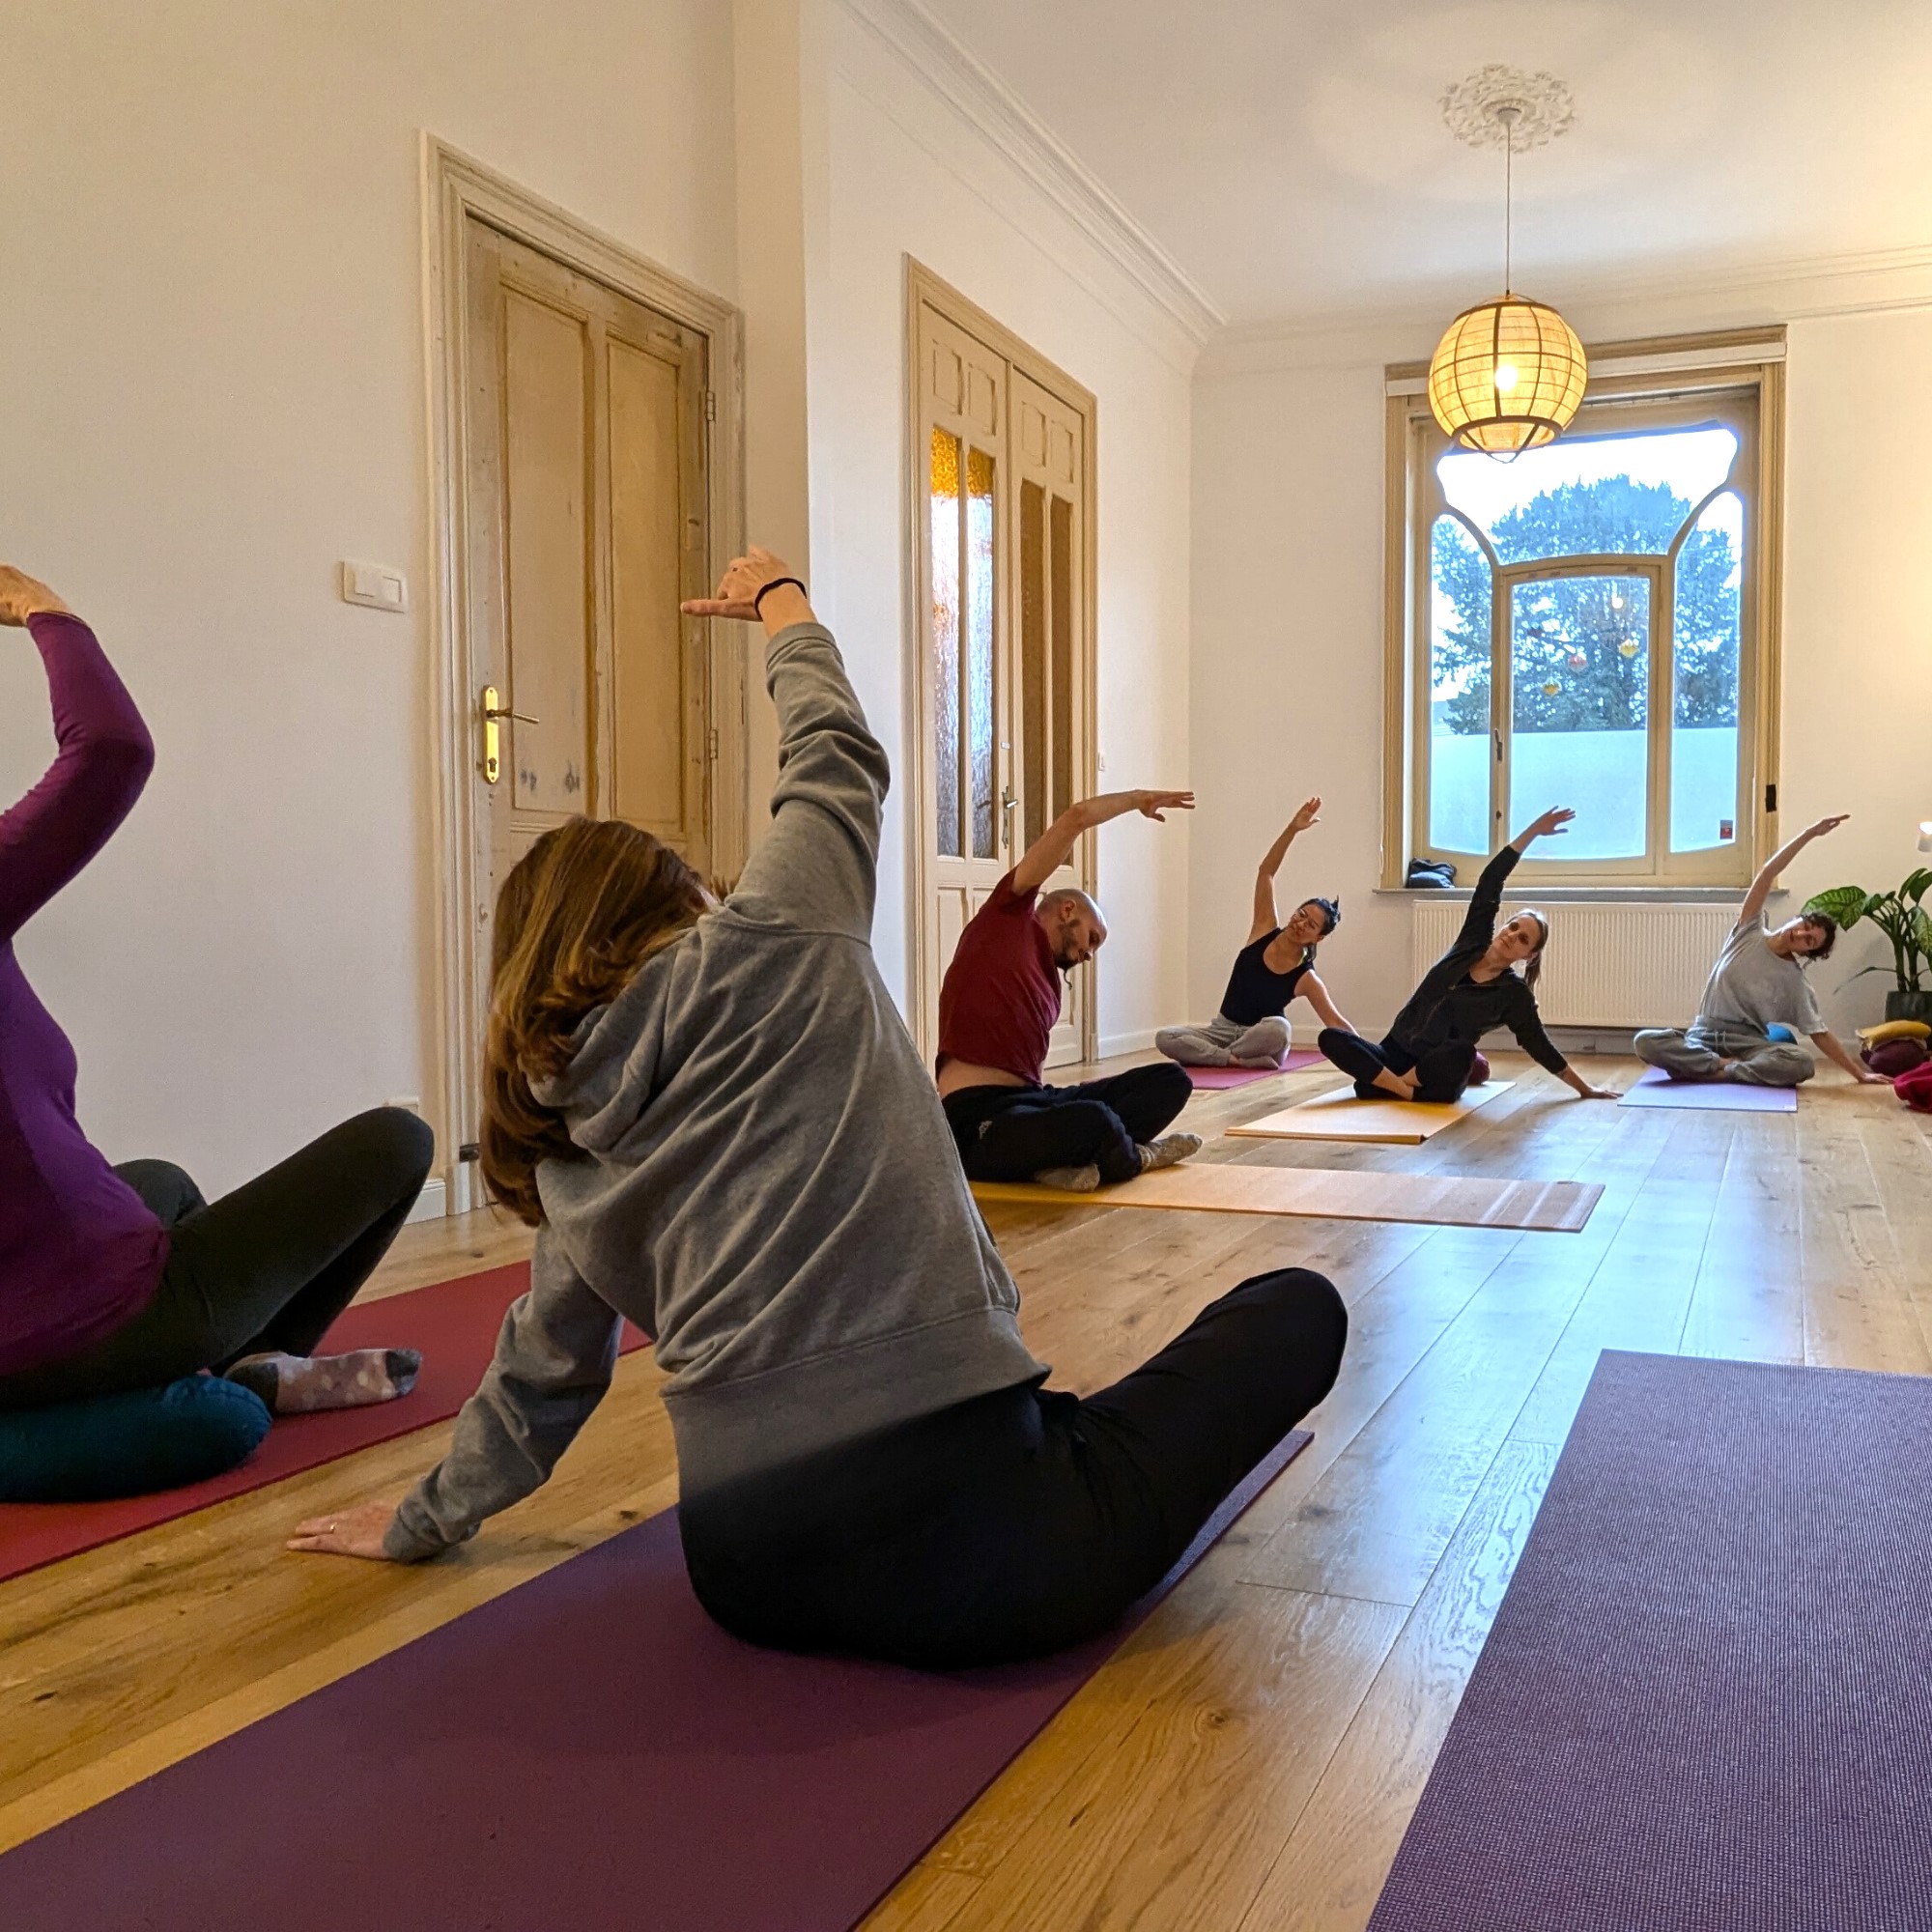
[287,1499,403,1561]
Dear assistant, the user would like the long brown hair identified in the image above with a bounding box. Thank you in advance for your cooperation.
[480,817,706,1224]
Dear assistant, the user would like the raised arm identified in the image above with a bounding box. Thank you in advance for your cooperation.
[683,550,889,940]
[1742,814,1849,925]
[1012,787,1194,895]
[1249,797,1321,943]
[1446,807,1575,956]
[0,570,155,943]
[289,1227,623,1561]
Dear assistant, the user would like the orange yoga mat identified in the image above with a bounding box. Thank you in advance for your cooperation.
[974,1158,1598,1232]
[1226,1080,1515,1146]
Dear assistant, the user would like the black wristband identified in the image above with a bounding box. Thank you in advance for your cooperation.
[753,576,809,614]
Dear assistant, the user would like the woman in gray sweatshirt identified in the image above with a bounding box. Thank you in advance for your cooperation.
[291,551,1347,1668]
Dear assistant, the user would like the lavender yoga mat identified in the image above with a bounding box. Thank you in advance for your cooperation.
[0,1432,1311,1932]
[1184,1050,1323,1089]
[1369,1351,1932,1932]
[1617,1065,1798,1111]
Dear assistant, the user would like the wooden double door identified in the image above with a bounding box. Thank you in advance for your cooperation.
[913,278,1096,1065]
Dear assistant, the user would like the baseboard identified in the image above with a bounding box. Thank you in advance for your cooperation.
[406,1177,448,1225]
[1099,1029,1157,1057]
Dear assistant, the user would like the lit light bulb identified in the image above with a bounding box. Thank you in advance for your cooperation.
[1492,363,1520,394]
[1609,590,1625,611]
[1919,820,1932,853]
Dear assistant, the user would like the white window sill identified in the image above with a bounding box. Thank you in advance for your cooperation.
[1375,885,1781,903]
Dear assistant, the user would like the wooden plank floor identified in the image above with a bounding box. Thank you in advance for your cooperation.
[3,1051,1925,1928]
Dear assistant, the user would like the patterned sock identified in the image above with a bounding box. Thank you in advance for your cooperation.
[1137,1133,1203,1174]
[224,1349,422,1415]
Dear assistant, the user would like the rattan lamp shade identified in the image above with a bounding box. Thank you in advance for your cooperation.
[1427,296,1588,456]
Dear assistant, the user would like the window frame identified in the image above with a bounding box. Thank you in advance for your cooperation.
[1381,333,1786,890]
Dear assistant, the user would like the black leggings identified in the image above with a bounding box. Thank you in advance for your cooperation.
[1319,1029,1477,1104]
[680,1266,1347,1668]
[0,1107,435,1409]
[942,1061,1192,1187]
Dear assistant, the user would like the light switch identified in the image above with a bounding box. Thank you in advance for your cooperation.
[340,559,410,613]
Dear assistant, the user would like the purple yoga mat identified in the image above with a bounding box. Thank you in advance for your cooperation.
[1368,1351,1932,1932]
[1185,1050,1323,1089]
[1617,1065,1798,1111]
[0,1432,1310,1932]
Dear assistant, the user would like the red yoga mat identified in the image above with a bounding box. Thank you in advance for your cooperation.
[1185,1049,1324,1089]
[0,1427,1310,1931]
[0,1262,648,1585]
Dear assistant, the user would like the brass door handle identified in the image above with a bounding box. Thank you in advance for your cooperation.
[480,685,539,785]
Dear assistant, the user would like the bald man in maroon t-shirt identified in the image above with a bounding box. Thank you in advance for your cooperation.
[937,788,1201,1191]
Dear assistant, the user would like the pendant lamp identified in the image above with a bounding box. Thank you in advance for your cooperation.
[1429,68,1586,461]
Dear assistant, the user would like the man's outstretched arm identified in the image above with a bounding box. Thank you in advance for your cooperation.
[1011,788,1194,894]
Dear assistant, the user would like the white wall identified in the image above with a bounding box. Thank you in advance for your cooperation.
[1,0,1199,1218]
[0,0,739,1196]
[1190,300,1932,1044]
[806,4,1198,1047]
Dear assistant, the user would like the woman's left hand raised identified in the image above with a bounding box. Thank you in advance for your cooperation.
[1520,807,1576,842]
[0,566,71,627]
[287,1499,403,1560]
[680,546,801,623]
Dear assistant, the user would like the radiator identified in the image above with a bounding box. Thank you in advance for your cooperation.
[1408,901,1735,1030]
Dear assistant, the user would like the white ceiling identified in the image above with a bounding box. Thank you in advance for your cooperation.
[917,0,1932,327]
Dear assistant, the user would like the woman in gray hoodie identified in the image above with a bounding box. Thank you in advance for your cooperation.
[291,550,1346,1669]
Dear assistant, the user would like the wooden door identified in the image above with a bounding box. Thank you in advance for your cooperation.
[1010,368,1091,1067]
[464,218,713,932]
[915,295,1094,1067]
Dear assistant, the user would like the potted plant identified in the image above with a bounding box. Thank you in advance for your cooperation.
[1804,868,1932,1026]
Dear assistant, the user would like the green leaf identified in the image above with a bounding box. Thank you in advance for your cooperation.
[1904,868,1932,906]
[1804,886,1870,929]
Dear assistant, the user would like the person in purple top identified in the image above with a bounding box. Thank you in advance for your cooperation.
[0,564,433,1421]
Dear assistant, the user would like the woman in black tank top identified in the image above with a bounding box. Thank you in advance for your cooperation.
[1155,799,1357,1068]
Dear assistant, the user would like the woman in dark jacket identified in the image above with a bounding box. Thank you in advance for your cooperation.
[1318,809,1617,1104]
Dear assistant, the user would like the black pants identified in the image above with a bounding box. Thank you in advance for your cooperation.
[680,1266,1347,1669]
[1319,1029,1477,1105]
[942,1061,1192,1187]
[0,1108,435,1409]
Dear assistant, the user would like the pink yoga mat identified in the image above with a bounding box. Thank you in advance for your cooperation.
[1185,1050,1323,1089]
[1617,1065,1798,1112]
[0,1262,648,1584]
[0,1428,1311,1931]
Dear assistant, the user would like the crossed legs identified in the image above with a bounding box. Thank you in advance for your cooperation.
[1634,1024,1814,1088]
[944,1062,1194,1187]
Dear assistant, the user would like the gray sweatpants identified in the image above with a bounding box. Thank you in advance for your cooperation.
[1634,1020,1814,1088]
[1153,1011,1293,1068]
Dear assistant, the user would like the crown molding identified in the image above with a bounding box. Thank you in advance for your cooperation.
[834,0,1225,348]
[1200,241,1932,377]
